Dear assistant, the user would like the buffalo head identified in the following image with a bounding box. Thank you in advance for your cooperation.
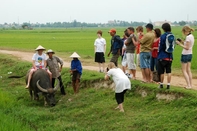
[36,79,59,106]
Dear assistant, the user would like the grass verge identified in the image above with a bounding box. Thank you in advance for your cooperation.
[0,54,197,131]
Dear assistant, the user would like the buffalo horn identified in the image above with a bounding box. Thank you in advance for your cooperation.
[36,80,48,93]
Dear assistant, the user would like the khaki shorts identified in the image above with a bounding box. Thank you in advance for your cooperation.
[126,53,136,70]
[110,54,120,67]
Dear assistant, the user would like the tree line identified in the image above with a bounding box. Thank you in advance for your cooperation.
[1,20,197,29]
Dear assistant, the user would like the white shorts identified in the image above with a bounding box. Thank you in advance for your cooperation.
[126,53,136,70]
[122,54,127,67]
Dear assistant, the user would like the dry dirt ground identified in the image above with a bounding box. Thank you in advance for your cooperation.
[0,49,197,89]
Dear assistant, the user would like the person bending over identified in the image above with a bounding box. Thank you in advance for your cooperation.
[105,62,131,112]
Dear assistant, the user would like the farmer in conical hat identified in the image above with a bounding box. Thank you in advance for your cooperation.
[46,49,66,95]
[26,45,52,88]
[70,52,82,94]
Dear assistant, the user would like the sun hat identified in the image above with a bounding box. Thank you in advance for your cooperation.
[70,52,80,58]
[35,45,46,51]
[108,28,116,33]
[47,49,55,54]
[145,23,153,30]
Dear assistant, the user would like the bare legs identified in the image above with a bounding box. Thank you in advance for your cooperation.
[160,73,171,83]
[122,66,126,73]
[26,69,52,89]
[130,69,136,79]
[141,68,146,82]
[98,63,105,72]
[141,68,151,82]
[182,62,192,88]
[115,103,124,112]
[26,69,35,88]
[115,90,127,112]
[72,79,80,94]
[159,73,171,89]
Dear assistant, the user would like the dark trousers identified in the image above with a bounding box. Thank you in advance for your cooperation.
[52,76,66,95]
[115,89,127,104]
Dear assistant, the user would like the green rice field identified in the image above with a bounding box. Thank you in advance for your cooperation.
[0,27,197,70]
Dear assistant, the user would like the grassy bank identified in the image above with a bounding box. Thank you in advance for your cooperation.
[1,54,197,131]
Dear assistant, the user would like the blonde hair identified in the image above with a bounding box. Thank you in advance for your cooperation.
[182,26,194,33]
[108,62,116,69]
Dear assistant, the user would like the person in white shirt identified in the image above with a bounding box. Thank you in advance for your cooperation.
[94,30,106,72]
[26,45,52,88]
[105,62,131,112]
[121,29,129,74]
[176,26,195,89]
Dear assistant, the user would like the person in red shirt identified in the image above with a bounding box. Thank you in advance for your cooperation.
[151,28,161,81]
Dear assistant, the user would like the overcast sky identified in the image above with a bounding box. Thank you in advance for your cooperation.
[1,0,197,24]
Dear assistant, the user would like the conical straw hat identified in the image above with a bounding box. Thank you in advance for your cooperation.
[47,49,55,54]
[70,52,80,58]
[35,45,46,51]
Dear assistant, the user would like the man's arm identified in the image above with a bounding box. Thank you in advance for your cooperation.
[132,36,138,46]
[107,45,112,57]
[56,57,63,72]
[125,36,132,45]
[94,46,97,53]
[44,60,47,68]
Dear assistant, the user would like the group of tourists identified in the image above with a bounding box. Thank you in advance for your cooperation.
[25,45,82,95]
[95,23,195,112]
[25,23,194,112]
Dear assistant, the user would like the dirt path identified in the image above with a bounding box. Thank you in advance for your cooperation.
[0,49,197,89]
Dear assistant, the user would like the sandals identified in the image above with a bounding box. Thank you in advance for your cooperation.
[184,86,192,90]
[184,86,192,89]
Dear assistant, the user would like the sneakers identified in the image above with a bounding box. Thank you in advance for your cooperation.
[158,84,163,89]
[125,73,132,79]
[99,70,104,73]
[167,85,170,89]
[125,73,129,77]
[184,86,191,89]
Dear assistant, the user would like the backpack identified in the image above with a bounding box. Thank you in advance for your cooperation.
[112,35,124,55]
[165,33,175,53]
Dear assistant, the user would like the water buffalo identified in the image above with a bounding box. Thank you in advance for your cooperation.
[26,69,59,106]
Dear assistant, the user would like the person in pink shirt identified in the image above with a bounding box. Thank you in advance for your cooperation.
[176,26,195,89]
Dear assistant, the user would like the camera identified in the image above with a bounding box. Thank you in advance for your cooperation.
[177,38,182,42]
[106,67,109,72]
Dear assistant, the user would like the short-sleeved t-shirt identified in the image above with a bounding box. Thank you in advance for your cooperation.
[94,37,106,52]
[32,53,47,67]
[107,68,131,93]
[182,34,194,55]
[151,38,160,58]
[140,31,155,52]
[126,34,137,53]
